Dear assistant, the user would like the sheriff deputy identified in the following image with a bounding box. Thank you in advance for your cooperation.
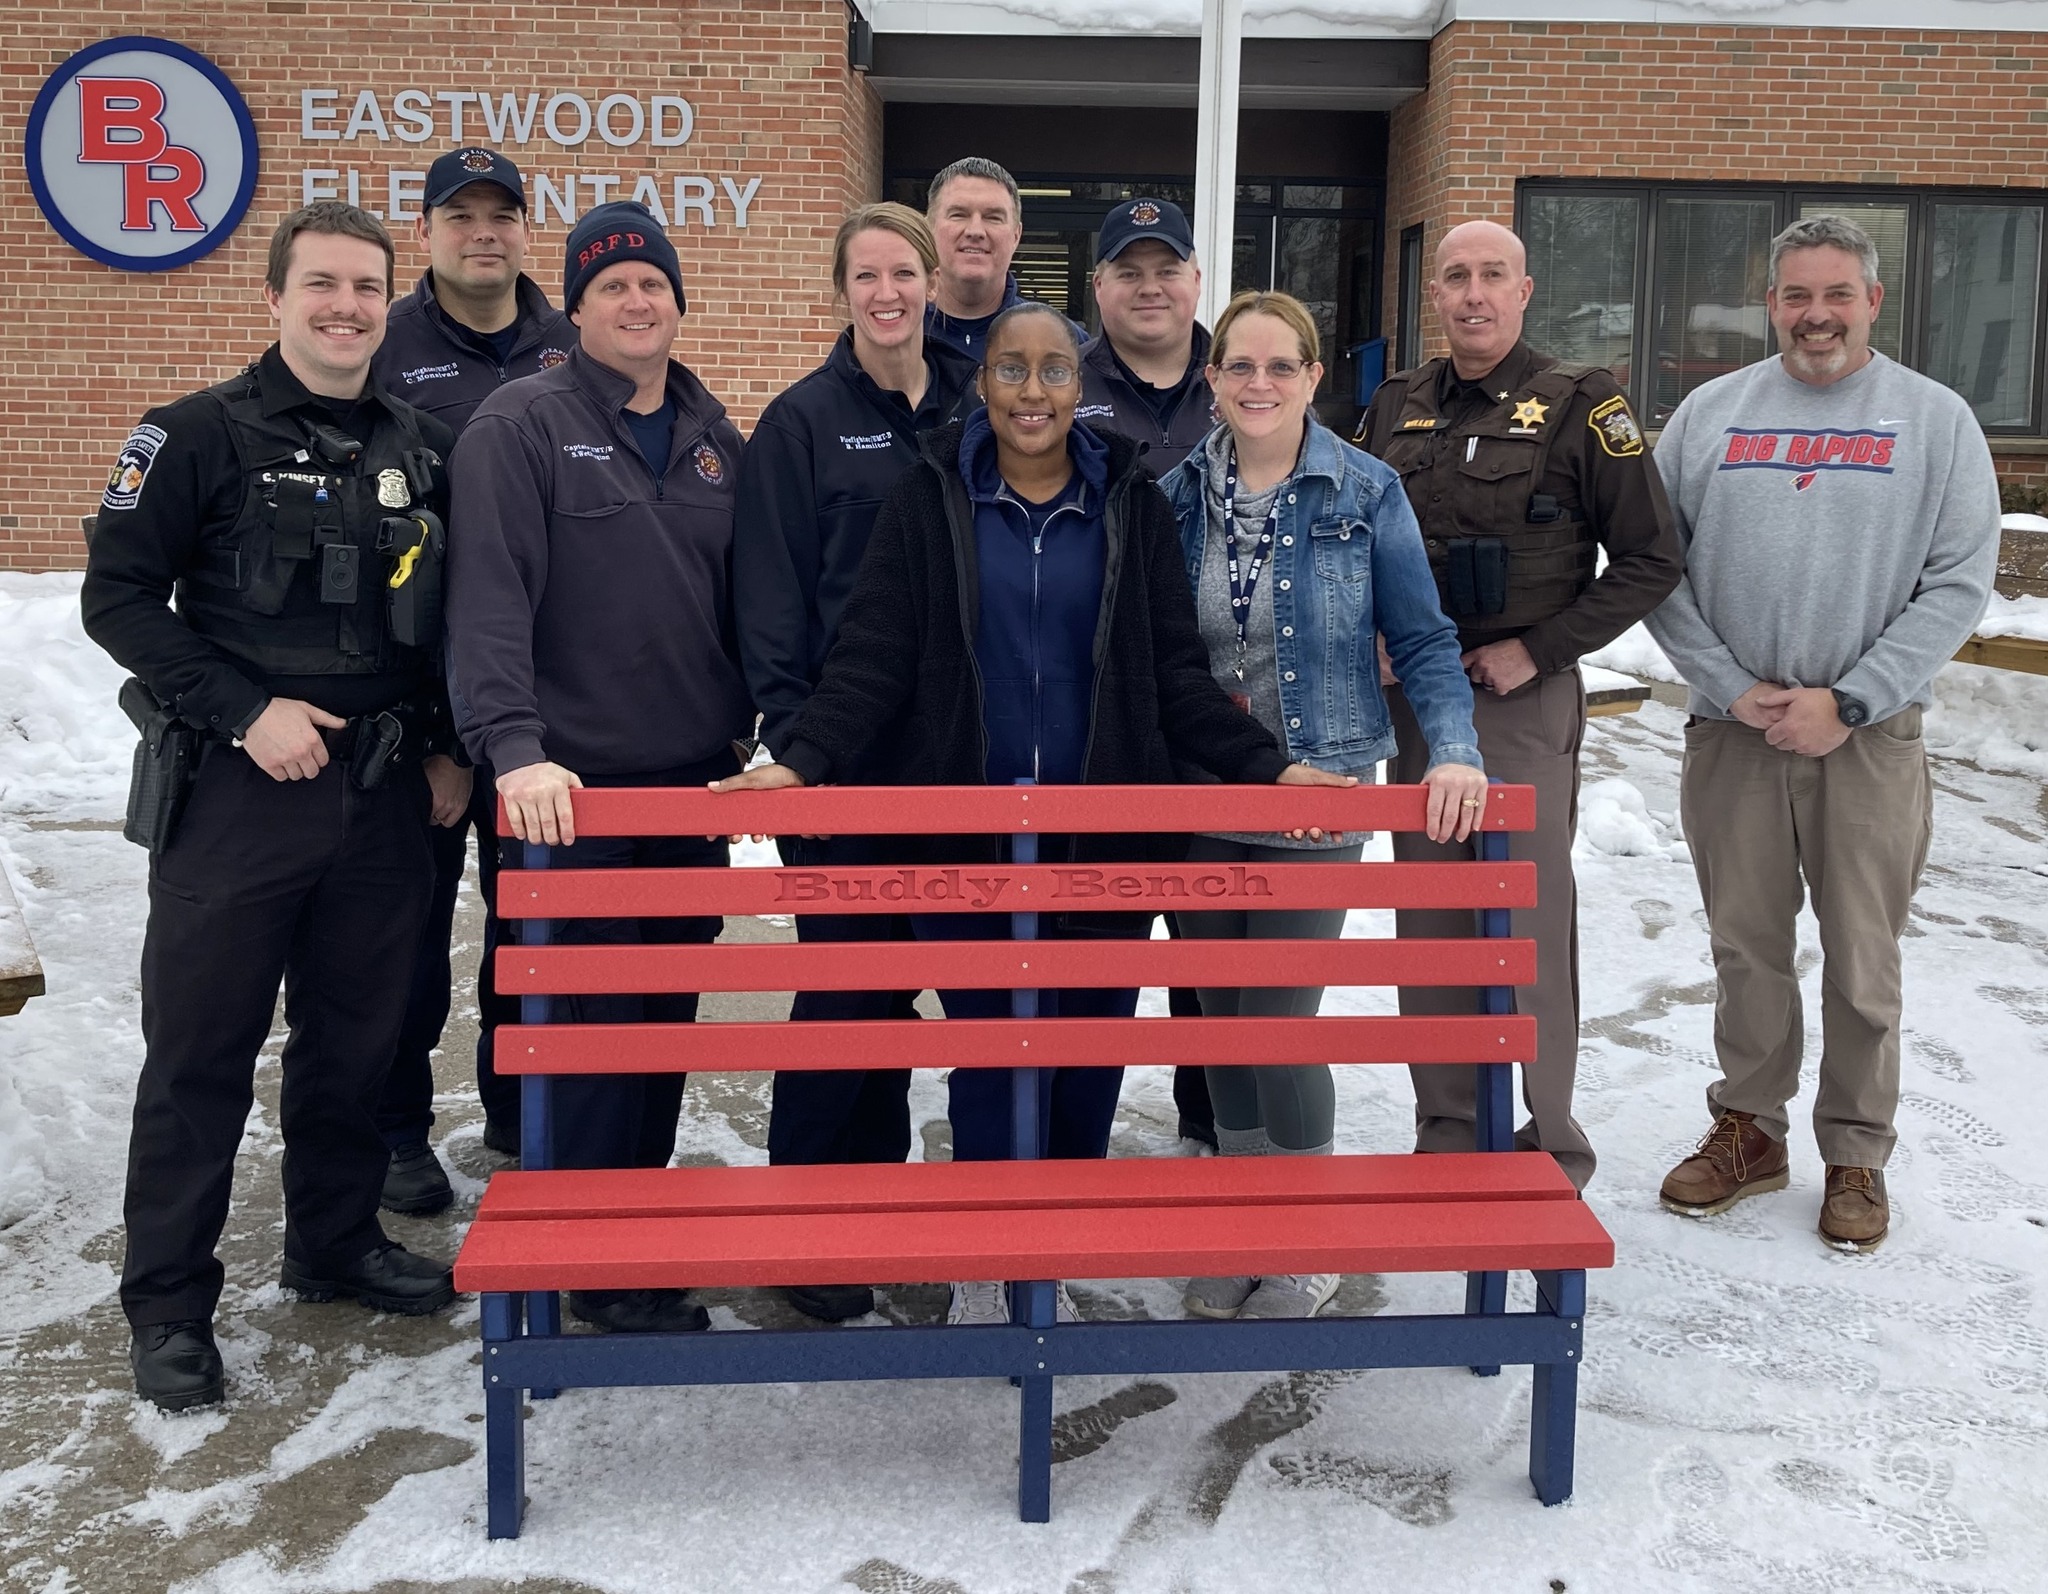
[1355,218,1682,1190]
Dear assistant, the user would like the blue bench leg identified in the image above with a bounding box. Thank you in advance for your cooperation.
[526,1290,561,1400]
[482,1293,527,1539]
[1015,1279,1055,1523]
[1466,1050,1513,1377]
[1529,1269,1586,1505]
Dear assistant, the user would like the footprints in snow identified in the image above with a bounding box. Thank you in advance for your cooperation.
[1267,1450,1457,1526]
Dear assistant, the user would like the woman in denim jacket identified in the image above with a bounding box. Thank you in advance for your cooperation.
[1159,290,1486,1322]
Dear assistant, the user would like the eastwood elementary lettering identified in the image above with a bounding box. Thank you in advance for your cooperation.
[773,867,1275,909]
[296,87,762,228]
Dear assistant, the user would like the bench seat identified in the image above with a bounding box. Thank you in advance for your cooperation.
[455,1153,1611,1293]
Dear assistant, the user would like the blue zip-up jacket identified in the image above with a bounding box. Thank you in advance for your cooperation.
[734,329,979,760]
[957,407,1111,785]
[925,273,1088,363]
[373,271,577,435]
[1162,418,1482,774]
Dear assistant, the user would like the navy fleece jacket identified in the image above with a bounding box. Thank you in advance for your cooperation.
[959,408,1110,785]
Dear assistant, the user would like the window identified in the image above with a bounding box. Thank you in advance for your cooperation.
[1927,204,2042,429]
[1522,195,1637,387]
[1520,182,2048,434]
[1397,223,1424,370]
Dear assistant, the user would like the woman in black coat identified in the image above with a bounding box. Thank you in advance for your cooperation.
[715,303,1348,1325]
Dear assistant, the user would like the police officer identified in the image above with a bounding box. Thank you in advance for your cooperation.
[1077,196,1213,464]
[81,203,459,1411]
[446,201,752,1335]
[369,147,578,1214]
[1357,219,1682,1189]
[1074,194,1219,1146]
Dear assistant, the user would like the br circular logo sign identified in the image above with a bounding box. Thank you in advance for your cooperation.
[26,36,259,273]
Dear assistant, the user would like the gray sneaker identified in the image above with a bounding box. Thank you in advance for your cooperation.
[1183,1275,1258,1319]
[1236,1274,1338,1320]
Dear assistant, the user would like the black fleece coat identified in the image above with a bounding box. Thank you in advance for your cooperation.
[781,422,1289,811]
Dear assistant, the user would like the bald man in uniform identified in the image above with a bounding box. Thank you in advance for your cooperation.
[1357,220,1682,1187]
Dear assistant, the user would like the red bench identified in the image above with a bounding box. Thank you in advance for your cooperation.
[453,783,1614,1538]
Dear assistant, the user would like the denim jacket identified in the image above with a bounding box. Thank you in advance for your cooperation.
[1162,417,1482,775]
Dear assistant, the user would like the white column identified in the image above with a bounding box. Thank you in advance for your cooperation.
[1193,0,1244,330]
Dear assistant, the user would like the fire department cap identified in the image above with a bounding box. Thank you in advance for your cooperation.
[425,147,527,211]
[1097,197,1195,263]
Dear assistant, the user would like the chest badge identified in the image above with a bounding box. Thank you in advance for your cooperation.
[1509,397,1550,431]
[692,443,725,486]
[376,468,411,508]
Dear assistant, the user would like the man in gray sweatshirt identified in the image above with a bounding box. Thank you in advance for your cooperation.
[1647,213,1999,1251]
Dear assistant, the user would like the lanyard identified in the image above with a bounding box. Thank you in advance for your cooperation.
[1222,450,1280,682]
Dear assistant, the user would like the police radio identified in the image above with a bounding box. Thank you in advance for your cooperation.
[378,508,446,649]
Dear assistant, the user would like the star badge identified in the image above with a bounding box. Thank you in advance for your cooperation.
[1511,397,1550,428]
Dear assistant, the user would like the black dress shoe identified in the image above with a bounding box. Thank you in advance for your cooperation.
[131,1320,224,1411]
[481,1119,521,1159]
[380,1142,455,1215]
[567,1288,710,1333]
[785,1283,875,1323]
[280,1241,455,1315]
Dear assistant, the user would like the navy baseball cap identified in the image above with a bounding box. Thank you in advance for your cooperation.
[425,147,526,211]
[1098,197,1194,263]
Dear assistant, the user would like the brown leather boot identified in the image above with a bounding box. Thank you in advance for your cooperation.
[1659,1110,1790,1216]
[1819,1165,1889,1251]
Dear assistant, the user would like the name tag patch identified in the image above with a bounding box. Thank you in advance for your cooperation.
[401,362,461,386]
[563,443,614,461]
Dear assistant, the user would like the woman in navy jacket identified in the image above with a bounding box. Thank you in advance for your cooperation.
[717,302,1352,1326]
[1160,291,1486,1323]
[732,203,978,1325]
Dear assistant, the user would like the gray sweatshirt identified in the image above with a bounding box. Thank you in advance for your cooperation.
[1648,352,1999,722]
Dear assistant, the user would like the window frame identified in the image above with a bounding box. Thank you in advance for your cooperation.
[1516,178,2048,436]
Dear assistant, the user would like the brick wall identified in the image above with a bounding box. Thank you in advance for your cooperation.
[1386,22,2048,485]
[0,1,881,569]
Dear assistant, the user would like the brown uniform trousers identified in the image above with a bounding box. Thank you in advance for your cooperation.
[1679,707,1932,1168]
[1388,669,1596,1188]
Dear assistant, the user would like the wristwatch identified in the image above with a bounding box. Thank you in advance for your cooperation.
[1831,689,1870,728]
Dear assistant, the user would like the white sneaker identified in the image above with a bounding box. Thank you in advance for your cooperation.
[947,1281,1009,1326]
[1236,1274,1339,1320]
[1183,1276,1258,1319]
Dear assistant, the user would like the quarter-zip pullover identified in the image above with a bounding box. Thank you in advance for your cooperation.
[734,329,978,758]
[374,270,577,435]
[445,346,753,776]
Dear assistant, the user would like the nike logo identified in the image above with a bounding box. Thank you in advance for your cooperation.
[1878,418,1908,427]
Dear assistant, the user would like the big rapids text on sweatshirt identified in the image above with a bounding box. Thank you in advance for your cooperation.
[1648,351,2000,723]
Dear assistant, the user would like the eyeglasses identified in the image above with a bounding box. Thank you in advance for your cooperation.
[1216,358,1308,383]
[989,361,1077,388]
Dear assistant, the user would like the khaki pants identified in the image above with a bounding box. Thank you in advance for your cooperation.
[1680,708,1932,1168]
[1388,668,1595,1188]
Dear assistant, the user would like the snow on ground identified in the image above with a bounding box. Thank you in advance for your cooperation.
[3,570,2046,1592]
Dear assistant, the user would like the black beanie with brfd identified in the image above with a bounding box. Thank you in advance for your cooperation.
[563,202,687,315]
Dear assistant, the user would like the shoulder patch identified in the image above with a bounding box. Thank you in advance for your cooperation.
[1588,394,1644,458]
[102,423,168,512]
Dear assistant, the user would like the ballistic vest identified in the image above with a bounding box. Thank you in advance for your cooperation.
[1365,356,1605,637]
[177,364,438,679]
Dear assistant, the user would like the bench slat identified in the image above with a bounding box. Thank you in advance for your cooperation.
[496,861,1539,919]
[472,1152,1580,1222]
[495,1013,1538,1074]
[497,936,1535,996]
[452,1197,1613,1292]
[504,782,1536,839]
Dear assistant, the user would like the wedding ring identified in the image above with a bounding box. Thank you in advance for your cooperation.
[1460,798,1482,807]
